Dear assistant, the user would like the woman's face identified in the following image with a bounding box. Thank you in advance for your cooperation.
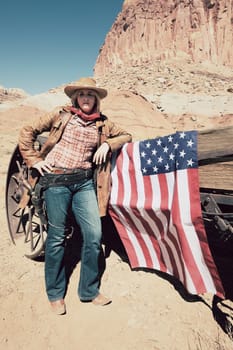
[77,89,96,114]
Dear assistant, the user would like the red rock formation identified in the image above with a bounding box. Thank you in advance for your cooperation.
[94,0,233,77]
[0,86,28,104]
[101,90,173,140]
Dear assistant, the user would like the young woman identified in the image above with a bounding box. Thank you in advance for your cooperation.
[19,77,132,315]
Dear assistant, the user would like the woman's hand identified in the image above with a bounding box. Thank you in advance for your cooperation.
[93,142,110,165]
[32,160,53,176]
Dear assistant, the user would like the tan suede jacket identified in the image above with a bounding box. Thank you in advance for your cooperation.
[18,106,132,217]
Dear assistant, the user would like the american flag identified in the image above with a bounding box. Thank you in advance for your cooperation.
[109,130,224,298]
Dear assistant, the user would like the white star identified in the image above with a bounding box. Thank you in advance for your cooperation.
[168,135,173,142]
[180,150,186,158]
[152,149,157,155]
[141,151,146,158]
[165,163,170,171]
[179,132,186,139]
[158,156,163,163]
[146,142,151,148]
[174,142,179,149]
[187,139,194,147]
[187,158,194,166]
[163,146,169,153]
[157,139,162,146]
[142,168,147,174]
[169,153,175,160]
[153,165,158,172]
[147,158,152,165]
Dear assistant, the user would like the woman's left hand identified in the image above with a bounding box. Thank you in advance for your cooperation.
[93,142,110,165]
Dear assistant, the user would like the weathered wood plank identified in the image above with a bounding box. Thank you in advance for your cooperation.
[197,126,233,161]
[197,126,233,190]
[198,161,233,191]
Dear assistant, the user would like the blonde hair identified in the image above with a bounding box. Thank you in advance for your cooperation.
[71,90,101,112]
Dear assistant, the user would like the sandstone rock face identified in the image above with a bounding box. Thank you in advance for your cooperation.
[101,90,173,140]
[93,0,233,134]
[0,86,28,104]
[94,0,233,77]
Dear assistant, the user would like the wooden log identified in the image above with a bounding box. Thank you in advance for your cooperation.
[197,126,233,191]
[198,162,233,191]
[197,126,233,161]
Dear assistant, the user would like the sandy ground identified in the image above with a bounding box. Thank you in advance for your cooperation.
[0,105,233,350]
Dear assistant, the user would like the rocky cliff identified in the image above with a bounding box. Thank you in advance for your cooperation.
[0,86,28,104]
[93,0,233,134]
[94,0,233,77]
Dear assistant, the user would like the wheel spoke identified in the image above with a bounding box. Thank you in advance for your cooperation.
[6,145,47,259]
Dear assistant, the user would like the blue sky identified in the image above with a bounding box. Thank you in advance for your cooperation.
[0,0,123,95]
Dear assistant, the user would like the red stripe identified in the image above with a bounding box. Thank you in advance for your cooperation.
[188,169,225,297]
[116,143,154,267]
[127,143,154,267]
[114,148,125,206]
[109,208,140,267]
[142,175,170,271]
[111,143,156,267]
[172,169,206,292]
[110,145,140,266]
[157,173,181,278]
[109,137,225,298]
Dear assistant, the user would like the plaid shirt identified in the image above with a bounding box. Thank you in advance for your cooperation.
[45,115,98,169]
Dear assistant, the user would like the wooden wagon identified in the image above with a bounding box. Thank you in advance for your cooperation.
[5,127,233,264]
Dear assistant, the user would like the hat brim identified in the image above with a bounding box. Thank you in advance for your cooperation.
[64,85,107,99]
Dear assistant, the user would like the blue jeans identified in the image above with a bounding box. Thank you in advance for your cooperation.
[44,178,104,302]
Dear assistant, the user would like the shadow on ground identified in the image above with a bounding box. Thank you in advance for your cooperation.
[102,215,233,339]
[29,213,233,340]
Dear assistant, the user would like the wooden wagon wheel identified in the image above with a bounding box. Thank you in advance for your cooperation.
[5,143,47,260]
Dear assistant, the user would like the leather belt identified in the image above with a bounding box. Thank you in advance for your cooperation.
[39,167,93,188]
[51,167,92,176]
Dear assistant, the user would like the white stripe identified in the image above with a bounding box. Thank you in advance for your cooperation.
[132,143,161,269]
[177,169,217,293]
[110,152,119,205]
[149,173,172,272]
[165,171,197,292]
[113,144,147,266]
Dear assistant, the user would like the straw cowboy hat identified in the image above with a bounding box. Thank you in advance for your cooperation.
[64,77,107,99]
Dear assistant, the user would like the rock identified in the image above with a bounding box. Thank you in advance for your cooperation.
[94,0,233,77]
[0,86,29,104]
